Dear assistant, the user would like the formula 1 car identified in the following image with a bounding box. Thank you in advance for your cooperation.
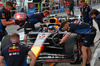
[1,12,81,66]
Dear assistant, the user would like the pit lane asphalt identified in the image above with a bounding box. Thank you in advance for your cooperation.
[3,3,100,66]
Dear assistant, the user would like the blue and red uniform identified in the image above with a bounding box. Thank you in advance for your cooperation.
[68,20,96,47]
[1,42,30,66]
[80,4,92,25]
[28,12,44,23]
[0,7,11,41]
[24,12,44,34]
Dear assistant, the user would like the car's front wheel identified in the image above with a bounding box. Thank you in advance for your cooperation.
[1,35,11,50]
[64,33,79,62]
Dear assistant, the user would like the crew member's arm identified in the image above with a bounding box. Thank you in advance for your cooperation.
[1,19,15,26]
[80,12,82,17]
[28,51,37,66]
[60,32,71,44]
[9,18,13,21]
[9,18,17,25]
[0,56,4,66]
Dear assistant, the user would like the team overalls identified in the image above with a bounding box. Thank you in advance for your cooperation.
[80,4,92,25]
[24,12,44,34]
[1,42,30,66]
[0,7,11,41]
[68,20,96,47]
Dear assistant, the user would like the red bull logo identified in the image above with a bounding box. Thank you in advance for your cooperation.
[8,46,20,52]
[9,46,19,49]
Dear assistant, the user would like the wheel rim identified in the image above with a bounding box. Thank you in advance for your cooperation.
[73,45,78,62]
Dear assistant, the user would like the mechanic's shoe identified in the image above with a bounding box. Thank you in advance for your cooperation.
[86,63,90,66]
[70,61,81,64]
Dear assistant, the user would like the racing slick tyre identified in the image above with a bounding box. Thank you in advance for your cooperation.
[1,35,11,50]
[65,33,79,62]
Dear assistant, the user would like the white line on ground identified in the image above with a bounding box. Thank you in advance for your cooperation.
[91,48,100,66]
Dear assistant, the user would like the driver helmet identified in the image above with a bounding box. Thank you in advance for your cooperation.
[48,26,55,32]
[48,26,55,30]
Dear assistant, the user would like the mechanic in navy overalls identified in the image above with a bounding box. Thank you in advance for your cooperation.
[24,10,49,45]
[59,21,96,66]
[0,1,15,41]
[89,9,100,31]
[0,33,36,66]
[80,0,92,25]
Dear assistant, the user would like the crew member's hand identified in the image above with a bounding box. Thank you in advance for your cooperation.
[13,21,17,25]
[9,19,15,24]
[9,18,13,21]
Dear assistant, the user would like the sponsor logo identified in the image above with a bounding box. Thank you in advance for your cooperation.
[84,40,88,43]
[26,28,32,30]
[9,52,19,56]
[8,46,20,56]
[8,49,20,52]
[9,46,18,49]
[74,21,82,25]
[2,13,5,18]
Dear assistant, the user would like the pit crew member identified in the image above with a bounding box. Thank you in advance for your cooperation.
[59,21,96,66]
[80,0,92,25]
[89,9,100,31]
[24,10,49,45]
[0,33,36,66]
[0,1,15,41]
